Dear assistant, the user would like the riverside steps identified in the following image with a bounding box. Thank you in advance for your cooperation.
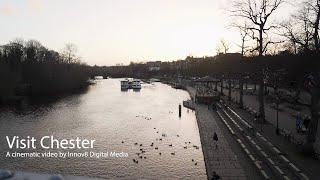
[186,86,247,179]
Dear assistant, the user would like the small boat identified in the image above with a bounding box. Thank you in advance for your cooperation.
[121,79,129,89]
[132,79,141,89]
[120,78,141,90]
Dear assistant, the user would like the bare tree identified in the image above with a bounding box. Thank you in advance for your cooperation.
[303,72,320,154]
[216,39,230,54]
[230,22,251,56]
[307,0,320,53]
[230,22,250,108]
[230,0,284,122]
[280,5,314,53]
[63,43,79,64]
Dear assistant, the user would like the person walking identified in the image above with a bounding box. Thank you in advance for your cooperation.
[211,171,220,180]
[213,132,218,148]
[296,112,302,132]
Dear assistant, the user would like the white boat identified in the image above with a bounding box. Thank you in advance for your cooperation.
[121,80,129,89]
[132,79,141,89]
[150,78,160,82]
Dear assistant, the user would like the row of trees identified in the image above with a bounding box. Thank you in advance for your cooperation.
[227,0,319,153]
[0,39,91,99]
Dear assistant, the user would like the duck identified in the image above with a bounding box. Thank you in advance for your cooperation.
[134,143,138,145]
[169,144,173,147]
[140,144,142,146]
[155,147,159,150]
[159,153,161,155]
[171,152,175,155]
[195,163,197,165]
[122,141,124,143]
[177,135,180,137]
[192,159,194,162]
[184,146,187,149]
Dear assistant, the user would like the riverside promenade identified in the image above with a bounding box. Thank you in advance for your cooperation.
[220,87,307,140]
[187,87,247,179]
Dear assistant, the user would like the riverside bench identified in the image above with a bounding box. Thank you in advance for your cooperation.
[291,135,304,145]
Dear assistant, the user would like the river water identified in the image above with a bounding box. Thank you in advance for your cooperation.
[0,79,206,179]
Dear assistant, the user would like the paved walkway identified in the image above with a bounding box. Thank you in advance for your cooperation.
[187,87,247,179]
[224,99,320,179]
[221,87,307,140]
[195,105,247,179]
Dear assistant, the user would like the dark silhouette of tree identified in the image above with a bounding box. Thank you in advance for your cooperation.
[230,0,284,122]
[0,39,90,100]
[216,39,230,54]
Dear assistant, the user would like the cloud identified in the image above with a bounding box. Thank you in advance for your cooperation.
[0,4,16,16]
[27,0,43,14]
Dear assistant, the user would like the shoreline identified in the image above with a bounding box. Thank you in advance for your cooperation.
[185,86,211,179]
[185,85,247,179]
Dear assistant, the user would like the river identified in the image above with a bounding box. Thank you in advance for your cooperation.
[0,79,206,179]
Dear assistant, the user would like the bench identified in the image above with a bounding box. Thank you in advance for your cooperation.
[291,135,304,145]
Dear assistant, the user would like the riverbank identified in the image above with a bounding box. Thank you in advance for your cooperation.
[0,80,95,108]
[185,86,247,179]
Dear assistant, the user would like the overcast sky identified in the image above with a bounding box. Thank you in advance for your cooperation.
[0,0,296,66]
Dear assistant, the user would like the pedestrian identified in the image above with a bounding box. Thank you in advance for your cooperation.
[296,112,302,132]
[211,171,220,180]
[213,132,218,148]
[303,115,310,130]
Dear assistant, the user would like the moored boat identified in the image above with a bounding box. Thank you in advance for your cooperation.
[121,80,129,89]
[132,79,141,89]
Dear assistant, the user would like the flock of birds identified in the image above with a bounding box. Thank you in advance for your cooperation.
[121,114,201,166]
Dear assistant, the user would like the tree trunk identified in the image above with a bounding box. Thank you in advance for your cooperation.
[228,79,232,101]
[259,28,263,56]
[258,71,265,122]
[314,6,320,53]
[258,27,265,122]
[239,78,244,108]
[254,82,257,91]
[306,87,320,153]
[264,84,268,94]
[220,78,224,95]
[294,80,303,103]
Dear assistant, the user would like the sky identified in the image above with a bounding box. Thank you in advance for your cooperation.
[0,0,296,66]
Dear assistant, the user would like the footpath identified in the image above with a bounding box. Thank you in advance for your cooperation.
[220,87,307,141]
[187,87,248,179]
[220,91,320,179]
